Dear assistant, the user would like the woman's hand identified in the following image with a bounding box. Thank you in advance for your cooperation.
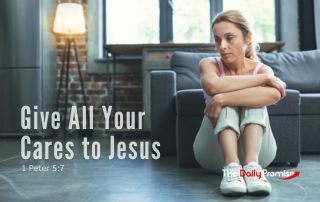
[204,95,224,128]
[267,76,287,99]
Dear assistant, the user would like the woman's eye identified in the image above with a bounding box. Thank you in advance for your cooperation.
[226,36,234,41]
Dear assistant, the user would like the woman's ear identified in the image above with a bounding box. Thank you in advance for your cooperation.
[244,32,252,44]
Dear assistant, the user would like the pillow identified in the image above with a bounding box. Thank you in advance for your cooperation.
[258,50,320,93]
[171,51,219,91]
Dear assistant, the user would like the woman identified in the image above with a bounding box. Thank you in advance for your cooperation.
[193,10,286,196]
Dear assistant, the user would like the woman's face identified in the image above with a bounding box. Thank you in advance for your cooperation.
[213,21,250,63]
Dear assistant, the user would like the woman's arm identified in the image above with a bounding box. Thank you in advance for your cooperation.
[200,59,271,96]
[203,63,286,127]
[204,86,281,127]
[210,65,286,108]
[213,86,281,108]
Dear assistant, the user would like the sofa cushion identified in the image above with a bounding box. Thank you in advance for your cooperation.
[171,51,219,91]
[258,50,320,93]
[300,93,320,114]
[176,89,300,116]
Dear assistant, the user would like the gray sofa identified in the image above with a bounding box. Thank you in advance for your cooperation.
[259,50,320,153]
[151,50,320,167]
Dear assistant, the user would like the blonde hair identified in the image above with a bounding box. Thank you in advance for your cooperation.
[211,10,260,61]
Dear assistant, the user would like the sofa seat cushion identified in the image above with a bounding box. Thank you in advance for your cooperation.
[176,89,300,117]
[300,93,320,114]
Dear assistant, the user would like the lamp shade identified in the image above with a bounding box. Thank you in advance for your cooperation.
[53,3,86,35]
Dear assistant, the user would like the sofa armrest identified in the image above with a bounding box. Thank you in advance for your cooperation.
[267,89,300,115]
[176,89,205,116]
[150,70,177,155]
[267,89,301,165]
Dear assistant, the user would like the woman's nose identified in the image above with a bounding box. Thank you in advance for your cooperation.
[220,39,228,49]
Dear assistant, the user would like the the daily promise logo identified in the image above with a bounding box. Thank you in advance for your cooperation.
[223,168,300,180]
[277,171,300,180]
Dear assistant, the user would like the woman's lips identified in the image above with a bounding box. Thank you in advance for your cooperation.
[222,53,232,57]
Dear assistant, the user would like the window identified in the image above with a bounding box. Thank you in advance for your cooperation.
[223,0,276,42]
[106,0,160,44]
[103,0,277,45]
[172,0,211,43]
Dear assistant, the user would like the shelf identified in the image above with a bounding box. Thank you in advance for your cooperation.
[104,42,285,57]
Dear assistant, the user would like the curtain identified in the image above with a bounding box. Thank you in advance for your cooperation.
[298,0,316,50]
[314,0,320,49]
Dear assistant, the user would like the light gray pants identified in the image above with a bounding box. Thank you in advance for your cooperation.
[193,106,277,174]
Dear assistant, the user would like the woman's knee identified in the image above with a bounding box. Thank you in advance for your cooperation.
[240,106,268,134]
[214,107,241,136]
[241,106,267,118]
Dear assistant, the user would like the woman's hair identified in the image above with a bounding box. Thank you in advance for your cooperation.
[211,10,260,61]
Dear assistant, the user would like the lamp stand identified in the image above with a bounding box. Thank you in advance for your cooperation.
[56,36,93,136]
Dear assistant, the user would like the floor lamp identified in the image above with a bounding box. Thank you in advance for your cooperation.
[53,2,92,135]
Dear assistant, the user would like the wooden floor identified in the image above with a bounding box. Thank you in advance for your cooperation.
[0,135,319,202]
